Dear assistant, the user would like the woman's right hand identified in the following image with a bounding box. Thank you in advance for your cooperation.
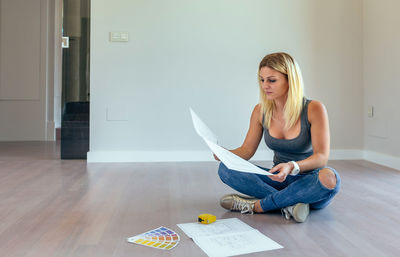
[213,154,220,161]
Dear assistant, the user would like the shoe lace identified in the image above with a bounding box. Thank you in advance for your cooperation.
[281,207,292,220]
[232,195,254,214]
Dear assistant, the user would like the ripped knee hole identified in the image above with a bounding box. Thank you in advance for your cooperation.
[318,168,337,189]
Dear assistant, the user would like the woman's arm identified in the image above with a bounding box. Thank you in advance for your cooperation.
[229,104,264,160]
[269,100,330,181]
[297,100,330,171]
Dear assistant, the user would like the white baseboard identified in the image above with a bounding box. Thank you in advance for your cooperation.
[87,149,364,163]
[87,150,274,163]
[87,150,215,163]
[363,150,400,171]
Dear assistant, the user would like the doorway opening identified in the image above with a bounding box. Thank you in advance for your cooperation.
[60,0,90,159]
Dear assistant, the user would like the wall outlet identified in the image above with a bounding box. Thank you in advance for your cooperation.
[367,105,374,118]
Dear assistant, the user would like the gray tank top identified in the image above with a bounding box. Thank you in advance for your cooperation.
[263,99,313,165]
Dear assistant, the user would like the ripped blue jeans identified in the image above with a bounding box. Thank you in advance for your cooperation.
[218,163,341,212]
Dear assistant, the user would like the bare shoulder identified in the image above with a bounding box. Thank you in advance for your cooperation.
[308,100,328,122]
[253,103,261,113]
[252,104,263,124]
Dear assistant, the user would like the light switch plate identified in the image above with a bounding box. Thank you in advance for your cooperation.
[109,32,129,42]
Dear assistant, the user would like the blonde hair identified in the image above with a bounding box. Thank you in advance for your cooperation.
[258,52,304,129]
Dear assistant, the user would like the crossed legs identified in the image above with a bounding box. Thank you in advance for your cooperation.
[218,163,340,213]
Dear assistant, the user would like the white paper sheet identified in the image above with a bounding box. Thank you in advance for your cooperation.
[190,108,218,144]
[177,218,253,238]
[193,230,283,257]
[204,138,271,176]
[190,108,271,176]
[177,218,283,257]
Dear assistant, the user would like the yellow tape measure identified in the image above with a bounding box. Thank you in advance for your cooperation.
[198,214,216,224]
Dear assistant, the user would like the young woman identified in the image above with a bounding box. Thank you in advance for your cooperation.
[217,52,340,222]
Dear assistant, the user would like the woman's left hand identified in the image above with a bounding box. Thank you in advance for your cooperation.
[269,162,293,182]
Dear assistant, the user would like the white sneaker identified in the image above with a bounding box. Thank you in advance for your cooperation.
[282,203,310,223]
[220,194,258,214]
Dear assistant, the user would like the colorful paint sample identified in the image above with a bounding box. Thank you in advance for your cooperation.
[127,226,180,250]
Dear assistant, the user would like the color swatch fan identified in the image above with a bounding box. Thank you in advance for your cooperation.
[127,226,180,250]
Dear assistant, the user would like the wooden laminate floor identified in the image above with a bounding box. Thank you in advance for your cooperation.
[0,142,399,257]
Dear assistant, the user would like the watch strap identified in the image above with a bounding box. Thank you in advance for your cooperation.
[289,161,300,175]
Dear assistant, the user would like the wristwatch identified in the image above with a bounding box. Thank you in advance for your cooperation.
[288,161,300,176]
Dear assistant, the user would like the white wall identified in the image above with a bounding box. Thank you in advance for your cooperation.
[363,0,400,159]
[0,0,55,141]
[89,0,364,162]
